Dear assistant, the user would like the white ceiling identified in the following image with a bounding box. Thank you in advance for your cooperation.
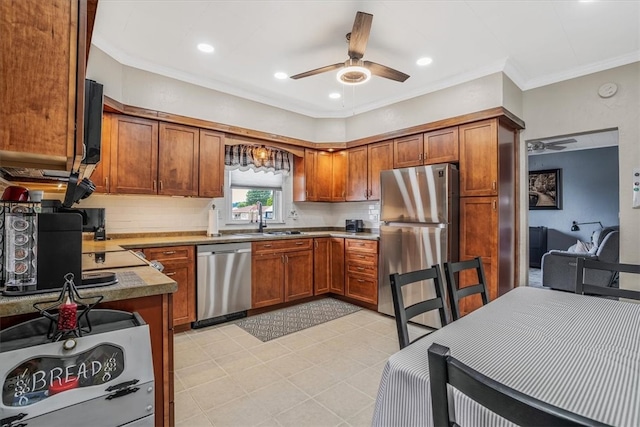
[92,1,640,119]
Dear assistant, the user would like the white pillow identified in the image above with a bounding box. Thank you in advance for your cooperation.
[574,240,594,253]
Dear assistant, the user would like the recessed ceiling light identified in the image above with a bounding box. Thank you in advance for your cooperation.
[274,72,288,80]
[197,43,214,53]
[417,57,433,66]
[329,93,341,99]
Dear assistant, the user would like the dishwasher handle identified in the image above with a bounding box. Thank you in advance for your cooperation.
[198,249,252,256]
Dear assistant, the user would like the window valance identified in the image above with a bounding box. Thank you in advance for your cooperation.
[224,145,291,174]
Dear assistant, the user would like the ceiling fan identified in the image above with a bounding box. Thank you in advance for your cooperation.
[290,11,410,85]
[527,138,577,152]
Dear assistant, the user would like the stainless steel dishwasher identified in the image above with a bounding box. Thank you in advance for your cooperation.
[193,242,252,328]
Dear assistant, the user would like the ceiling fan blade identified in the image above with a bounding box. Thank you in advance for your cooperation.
[544,138,577,146]
[290,63,344,80]
[364,61,410,82]
[348,11,373,59]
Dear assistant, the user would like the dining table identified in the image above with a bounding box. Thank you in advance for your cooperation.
[371,286,640,427]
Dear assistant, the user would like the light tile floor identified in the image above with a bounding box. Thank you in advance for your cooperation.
[174,307,430,427]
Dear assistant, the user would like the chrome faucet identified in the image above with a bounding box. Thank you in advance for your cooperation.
[256,201,266,232]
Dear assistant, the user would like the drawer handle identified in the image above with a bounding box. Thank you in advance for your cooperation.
[165,272,176,277]
[357,243,365,246]
[357,279,365,283]
[163,251,176,255]
[263,244,273,248]
[357,255,366,259]
[295,241,305,245]
[356,267,365,271]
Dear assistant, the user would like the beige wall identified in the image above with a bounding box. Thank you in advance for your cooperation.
[521,63,640,290]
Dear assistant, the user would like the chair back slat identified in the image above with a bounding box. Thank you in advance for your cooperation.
[443,257,490,320]
[389,265,450,349]
[428,343,608,427]
[575,257,640,300]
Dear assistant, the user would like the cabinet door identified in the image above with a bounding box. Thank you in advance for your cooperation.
[110,115,159,194]
[158,123,199,196]
[314,238,331,295]
[198,130,225,198]
[393,134,423,168]
[330,238,345,295]
[92,113,112,193]
[459,196,497,316]
[345,274,378,305]
[252,253,284,308]
[424,126,459,165]
[1,0,82,169]
[305,149,318,201]
[346,146,368,201]
[459,120,498,196]
[284,250,314,302]
[368,141,393,200]
[161,260,195,326]
[331,151,347,201]
[316,151,333,202]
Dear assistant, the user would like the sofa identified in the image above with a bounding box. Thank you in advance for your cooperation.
[541,226,619,292]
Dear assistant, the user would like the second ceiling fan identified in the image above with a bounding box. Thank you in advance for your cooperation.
[290,11,410,84]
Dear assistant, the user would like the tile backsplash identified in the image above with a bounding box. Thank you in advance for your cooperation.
[43,192,380,235]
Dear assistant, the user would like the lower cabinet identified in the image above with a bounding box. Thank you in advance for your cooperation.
[252,239,313,309]
[344,239,379,305]
[143,246,196,327]
[314,237,346,295]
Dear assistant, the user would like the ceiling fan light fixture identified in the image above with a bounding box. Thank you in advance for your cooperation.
[337,66,371,85]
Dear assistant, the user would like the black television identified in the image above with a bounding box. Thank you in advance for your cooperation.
[83,79,104,165]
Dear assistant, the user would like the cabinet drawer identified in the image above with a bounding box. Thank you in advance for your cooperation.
[346,261,377,277]
[144,246,193,262]
[345,239,378,253]
[345,251,377,265]
[345,273,378,305]
[252,239,313,254]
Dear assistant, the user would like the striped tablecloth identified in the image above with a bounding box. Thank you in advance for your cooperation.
[372,286,640,427]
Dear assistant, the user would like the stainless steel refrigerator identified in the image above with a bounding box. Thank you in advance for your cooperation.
[378,164,459,328]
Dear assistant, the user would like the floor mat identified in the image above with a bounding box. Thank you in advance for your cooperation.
[235,298,362,342]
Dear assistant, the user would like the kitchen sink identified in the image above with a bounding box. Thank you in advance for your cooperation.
[233,231,306,237]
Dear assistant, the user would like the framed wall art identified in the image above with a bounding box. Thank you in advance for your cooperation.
[529,168,561,210]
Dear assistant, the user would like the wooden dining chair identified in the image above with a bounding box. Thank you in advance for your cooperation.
[575,257,640,300]
[443,257,489,320]
[427,343,608,427]
[389,265,450,349]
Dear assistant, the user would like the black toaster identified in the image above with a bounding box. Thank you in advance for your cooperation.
[345,219,364,233]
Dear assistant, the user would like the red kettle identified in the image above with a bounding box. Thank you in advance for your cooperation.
[1,185,29,202]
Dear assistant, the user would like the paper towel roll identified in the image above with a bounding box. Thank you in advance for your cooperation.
[207,209,219,236]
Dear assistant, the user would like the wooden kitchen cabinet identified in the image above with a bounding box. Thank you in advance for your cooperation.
[344,239,378,305]
[198,130,225,198]
[393,127,458,168]
[91,112,112,193]
[458,117,517,317]
[293,149,317,202]
[252,239,313,308]
[316,151,333,202]
[459,120,499,196]
[314,237,346,296]
[346,142,392,201]
[293,149,341,202]
[143,246,196,327]
[109,114,159,194]
[331,151,347,201]
[367,141,393,200]
[330,237,345,295]
[0,0,86,171]
[158,123,199,196]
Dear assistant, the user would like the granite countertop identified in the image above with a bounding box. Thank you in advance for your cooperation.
[0,266,178,318]
[83,230,379,252]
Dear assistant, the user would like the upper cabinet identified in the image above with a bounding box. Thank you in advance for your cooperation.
[346,141,393,201]
[293,149,346,202]
[95,114,220,197]
[393,127,459,168]
[198,130,225,198]
[0,0,87,171]
[459,120,498,196]
[158,123,199,196]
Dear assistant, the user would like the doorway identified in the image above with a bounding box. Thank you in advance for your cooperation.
[526,129,619,287]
